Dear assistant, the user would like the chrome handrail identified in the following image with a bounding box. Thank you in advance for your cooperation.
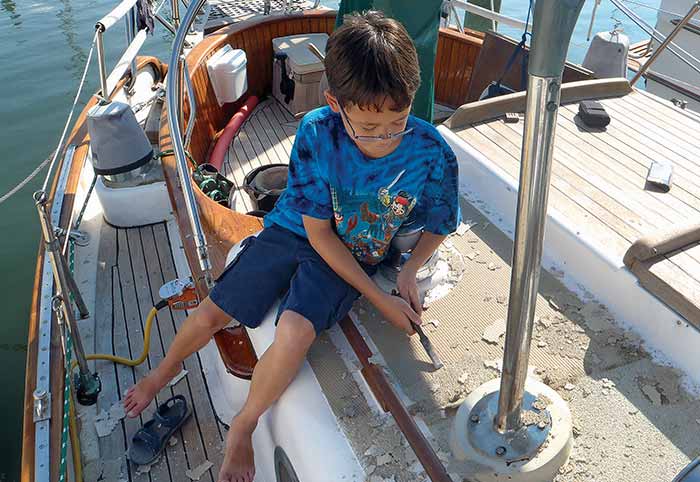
[166,0,213,288]
[94,0,145,101]
[449,0,532,31]
[183,59,197,149]
[611,0,700,83]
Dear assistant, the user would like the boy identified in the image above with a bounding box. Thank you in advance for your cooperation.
[124,11,459,482]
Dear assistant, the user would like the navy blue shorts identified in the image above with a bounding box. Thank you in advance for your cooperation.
[209,224,377,335]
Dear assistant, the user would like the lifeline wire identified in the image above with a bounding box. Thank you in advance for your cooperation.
[40,30,99,194]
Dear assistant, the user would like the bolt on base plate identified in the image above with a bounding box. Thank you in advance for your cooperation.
[450,378,573,482]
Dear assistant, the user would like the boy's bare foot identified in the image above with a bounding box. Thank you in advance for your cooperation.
[217,416,256,482]
[123,371,169,418]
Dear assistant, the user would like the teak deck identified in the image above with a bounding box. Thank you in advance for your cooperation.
[91,222,225,481]
[452,90,700,322]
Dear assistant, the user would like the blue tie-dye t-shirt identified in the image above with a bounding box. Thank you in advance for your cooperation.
[264,106,460,265]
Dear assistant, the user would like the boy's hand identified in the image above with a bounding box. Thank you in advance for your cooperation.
[396,266,422,316]
[376,292,421,335]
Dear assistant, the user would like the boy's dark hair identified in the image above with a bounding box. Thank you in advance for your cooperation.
[324,11,420,112]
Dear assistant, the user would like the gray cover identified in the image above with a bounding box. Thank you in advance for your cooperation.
[88,101,153,176]
[582,31,630,79]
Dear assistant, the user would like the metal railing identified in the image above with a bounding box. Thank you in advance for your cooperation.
[94,0,147,101]
[630,0,700,85]
[166,0,213,288]
[611,0,700,84]
[449,0,532,32]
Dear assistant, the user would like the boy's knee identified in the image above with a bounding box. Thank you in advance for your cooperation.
[275,311,316,351]
[193,297,232,332]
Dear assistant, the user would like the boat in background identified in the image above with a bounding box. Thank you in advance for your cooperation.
[621,0,700,111]
[21,0,700,481]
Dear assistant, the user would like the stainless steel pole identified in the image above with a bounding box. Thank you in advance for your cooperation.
[495,0,585,434]
[495,74,560,432]
[95,28,109,101]
[171,0,181,29]
[34,194,91,375]
[126,6,138,91]
[630,1,700,85]
[167,0,213,288]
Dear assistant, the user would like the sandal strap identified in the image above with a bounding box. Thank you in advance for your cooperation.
[132,423,160,453]
[154,395,188,428]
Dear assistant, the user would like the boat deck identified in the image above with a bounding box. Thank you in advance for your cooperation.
[451,89,700,325]
[80,222,226,481]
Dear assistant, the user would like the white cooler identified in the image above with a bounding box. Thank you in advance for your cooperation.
[206,44,248,106]
[272,33,328,117]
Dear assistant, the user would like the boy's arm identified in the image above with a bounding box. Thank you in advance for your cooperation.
[303,216,421,335]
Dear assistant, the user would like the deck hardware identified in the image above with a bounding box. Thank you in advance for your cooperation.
[33,389,51,422]
[671,98,688,109]
[495,446,506,457]
[159,277,200,310]
[470,414,480,423]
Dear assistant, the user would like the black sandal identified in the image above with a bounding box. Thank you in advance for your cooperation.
[127,395,192,465]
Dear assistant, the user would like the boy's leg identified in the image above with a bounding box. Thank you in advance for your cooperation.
[123,296,232,417]
[218,310,316,482]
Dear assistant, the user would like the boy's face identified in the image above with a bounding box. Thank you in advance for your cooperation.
[324,91,411,159]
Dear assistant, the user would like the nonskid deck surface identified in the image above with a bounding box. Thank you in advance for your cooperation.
[78,222,226,482]
[348,198,700,482]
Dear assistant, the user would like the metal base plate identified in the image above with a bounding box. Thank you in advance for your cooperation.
[466,391,551,463]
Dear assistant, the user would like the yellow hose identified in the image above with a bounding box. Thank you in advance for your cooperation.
[68,305,160,481]
[71,306,158,370]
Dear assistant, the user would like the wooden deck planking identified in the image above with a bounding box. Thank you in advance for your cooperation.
[492,118,700,274]
[112,235,150,482]
[453,90,700,318]
[151,222,226,477]
[89,223,226,481]
[134,226,200,479]
[222,98,297,213]
[555,106,700,220]
[94,224,129,479]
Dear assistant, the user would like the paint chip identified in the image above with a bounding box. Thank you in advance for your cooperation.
[456,221,474,236]
[482,319,506,344]
[168,369,188,387]
[185,461,213,480]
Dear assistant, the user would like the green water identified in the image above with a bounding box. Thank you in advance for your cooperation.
[0,1,658,479]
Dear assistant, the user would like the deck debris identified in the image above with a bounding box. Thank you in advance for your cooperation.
[532,395,552,412]
[487,262,500,271]
[482,319,506,344]
[168,436,178,447]
[185,461,214,480]
[564,383,576,391]
[168,369,189,387]
[94,409,118,438]
[455,221,475,236]
[640,383,662,406]
[601,378,616,390]
[466,251,480,261]
[376,453,393,466]
[109,401,126,421]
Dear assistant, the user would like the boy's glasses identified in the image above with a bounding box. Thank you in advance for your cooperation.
[339,104,413,143]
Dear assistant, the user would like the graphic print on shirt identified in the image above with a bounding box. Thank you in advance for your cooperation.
[331,169,416,264]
